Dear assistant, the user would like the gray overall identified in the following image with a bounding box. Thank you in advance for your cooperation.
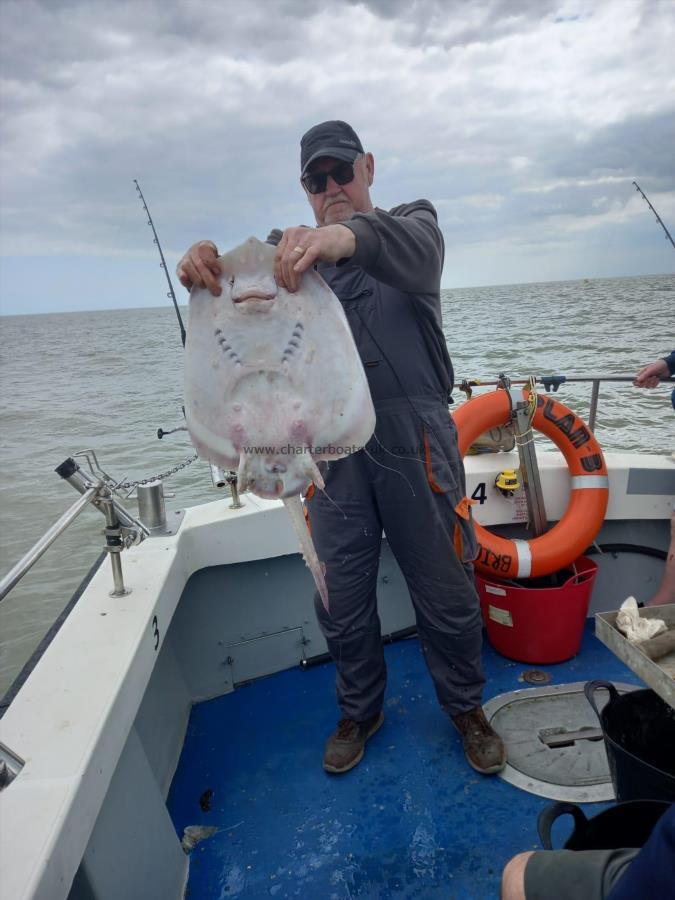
[303,201,486,721]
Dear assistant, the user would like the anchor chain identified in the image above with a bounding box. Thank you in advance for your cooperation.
[113,453,199,491]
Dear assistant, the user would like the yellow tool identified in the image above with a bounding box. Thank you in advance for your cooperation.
[495,469,521,497]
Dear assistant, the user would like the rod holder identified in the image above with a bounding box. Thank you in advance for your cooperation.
[210,464,227,489]
[56,457,147,597]
[56,458,147,537]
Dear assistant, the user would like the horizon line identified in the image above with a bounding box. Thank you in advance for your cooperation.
[0,270,672,317]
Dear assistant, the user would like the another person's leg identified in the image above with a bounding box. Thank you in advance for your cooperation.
[646,509,675,606]
[501,848,640,900]
[501,852,533,900]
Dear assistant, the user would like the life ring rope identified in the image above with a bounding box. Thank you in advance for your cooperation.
[453,388,609,579]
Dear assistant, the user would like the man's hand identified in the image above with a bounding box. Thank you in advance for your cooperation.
[274,225,356,293]
[634,358,669,389]
[176,240,222,296]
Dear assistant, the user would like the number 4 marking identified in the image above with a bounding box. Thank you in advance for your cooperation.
[471,482,487,505]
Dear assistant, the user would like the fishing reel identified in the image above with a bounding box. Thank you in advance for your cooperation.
[495,468,521,498]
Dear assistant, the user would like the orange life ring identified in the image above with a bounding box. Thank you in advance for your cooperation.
[453,389,609,579]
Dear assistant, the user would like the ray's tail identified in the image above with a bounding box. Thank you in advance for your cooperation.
[282,496,329,612]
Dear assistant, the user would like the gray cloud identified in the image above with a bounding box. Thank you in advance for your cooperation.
[0,0,673,313]
[351,0,561,39]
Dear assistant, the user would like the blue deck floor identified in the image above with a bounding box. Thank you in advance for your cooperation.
[167,623,642,899]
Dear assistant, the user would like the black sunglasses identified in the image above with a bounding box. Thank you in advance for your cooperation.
[301,160,356,195]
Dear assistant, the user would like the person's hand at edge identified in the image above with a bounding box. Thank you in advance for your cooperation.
[176,240,222,296]
[634,358,670,389]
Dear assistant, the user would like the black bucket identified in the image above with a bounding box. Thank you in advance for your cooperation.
[585,680,675,802]
[537,799,670,850]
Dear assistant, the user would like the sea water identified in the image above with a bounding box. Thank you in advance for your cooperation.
[0,273,673,695]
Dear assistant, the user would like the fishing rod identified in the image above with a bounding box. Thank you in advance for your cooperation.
[632,180,675,250]
[134,182,231,490]
[134,179,186,347]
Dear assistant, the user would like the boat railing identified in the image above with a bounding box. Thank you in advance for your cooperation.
[0,452,150,603]
[457,374,673,432]
[0,373,672,605]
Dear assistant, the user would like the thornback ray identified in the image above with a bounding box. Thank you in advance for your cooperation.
[184,236,376,611]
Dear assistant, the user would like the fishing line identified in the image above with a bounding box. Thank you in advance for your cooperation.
[362,446,416,497]
[369,430,426,466]
[354,306,451,464]
[317,486,349,520]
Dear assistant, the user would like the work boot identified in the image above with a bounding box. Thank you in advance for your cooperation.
[451,706,507,775]
[323,711,384,774]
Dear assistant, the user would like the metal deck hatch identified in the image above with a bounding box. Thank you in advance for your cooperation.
[483,681,638,802]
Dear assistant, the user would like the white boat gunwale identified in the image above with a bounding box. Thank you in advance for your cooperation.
[0,450,672,900]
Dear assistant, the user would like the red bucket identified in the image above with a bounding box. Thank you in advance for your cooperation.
[475,556,598,664]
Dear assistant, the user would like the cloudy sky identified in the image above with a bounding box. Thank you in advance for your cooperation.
[0,0,673,314]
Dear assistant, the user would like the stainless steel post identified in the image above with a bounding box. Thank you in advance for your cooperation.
[137,481,167,532]
[513,400,548,537]
[100,496,131,597]
[109,553,127,597]
[589,379,600,432]
[226,471,243,509]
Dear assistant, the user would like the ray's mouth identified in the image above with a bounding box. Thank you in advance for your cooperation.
[233,290,276,304]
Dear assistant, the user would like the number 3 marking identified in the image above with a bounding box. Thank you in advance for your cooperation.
[152,615,160,651]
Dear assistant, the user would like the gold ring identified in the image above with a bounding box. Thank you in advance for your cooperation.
[292,246,305,254]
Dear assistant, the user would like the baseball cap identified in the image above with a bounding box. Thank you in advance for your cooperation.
[300,120,364,176]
